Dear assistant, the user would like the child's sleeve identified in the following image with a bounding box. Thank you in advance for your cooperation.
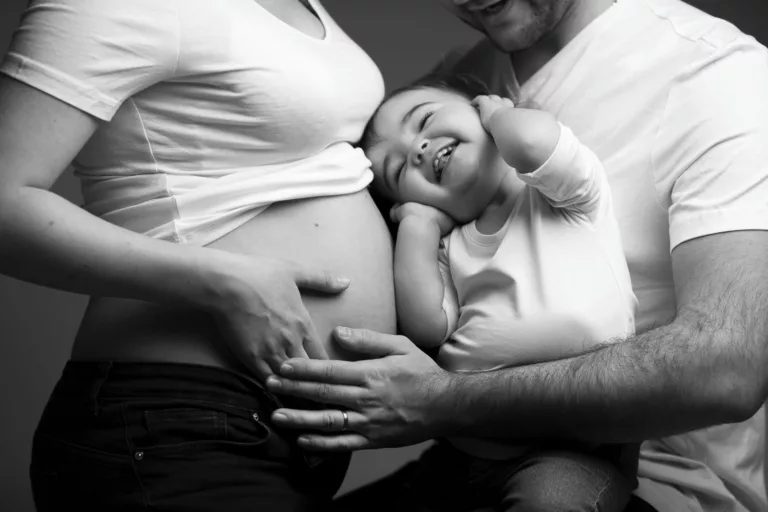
[516,124,612,222]
[437,237,459,343]
[0,0,180,121]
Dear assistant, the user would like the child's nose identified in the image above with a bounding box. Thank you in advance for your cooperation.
[413,139,429,165]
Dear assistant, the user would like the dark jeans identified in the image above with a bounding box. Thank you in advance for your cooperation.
[30,361,350,512]
[335,441,657,512]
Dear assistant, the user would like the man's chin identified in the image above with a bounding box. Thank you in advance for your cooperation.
[483,21,549,53]
[485,32,534,53]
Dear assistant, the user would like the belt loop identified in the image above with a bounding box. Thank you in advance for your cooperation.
[91,361,114,416]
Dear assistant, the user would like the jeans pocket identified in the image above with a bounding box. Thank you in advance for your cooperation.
[128,403,301,510]
[144,407,227,446]
[130,401,274,453]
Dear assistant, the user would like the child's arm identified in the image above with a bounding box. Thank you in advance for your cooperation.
[474,96,611,222]
[474,95,561,174]
[391,203,456,348]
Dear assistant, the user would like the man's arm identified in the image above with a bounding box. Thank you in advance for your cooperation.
[442,229,767,442]
[265,230,767,449]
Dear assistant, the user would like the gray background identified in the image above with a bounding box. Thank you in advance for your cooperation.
[0,1,765,510]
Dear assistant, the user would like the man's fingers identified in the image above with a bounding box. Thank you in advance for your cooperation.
[266,376,364,406]
[334,327,412,358]
[297,433,371,452]
[271,408,366,433]
[275,358,367,384]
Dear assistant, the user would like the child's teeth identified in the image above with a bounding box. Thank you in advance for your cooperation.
[433,145,455,180]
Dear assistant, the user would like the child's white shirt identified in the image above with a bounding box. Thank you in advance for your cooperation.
[436,125,637,458]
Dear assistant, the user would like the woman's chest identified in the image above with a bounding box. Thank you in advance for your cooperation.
[81,0,384,170]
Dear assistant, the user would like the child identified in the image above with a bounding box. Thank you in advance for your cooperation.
[361,74,639,512]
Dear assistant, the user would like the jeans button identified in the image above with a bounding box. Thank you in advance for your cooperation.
[252,412,259,421]
[134,451,144,461]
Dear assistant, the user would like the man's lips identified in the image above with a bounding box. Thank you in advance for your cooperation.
[465,0,502,11]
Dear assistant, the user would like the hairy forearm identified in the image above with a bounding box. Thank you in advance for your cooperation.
[394,218,448,347]
[0,186,231,310]
[441,319,759,443]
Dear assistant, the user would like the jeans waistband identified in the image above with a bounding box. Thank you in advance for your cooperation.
[52,361,283,413]
[44,360,345,473]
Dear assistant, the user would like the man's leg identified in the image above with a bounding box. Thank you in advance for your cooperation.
[481,448,633,512]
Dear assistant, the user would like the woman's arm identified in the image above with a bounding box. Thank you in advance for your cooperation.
[394,215,451,348]
[0,77,348,380]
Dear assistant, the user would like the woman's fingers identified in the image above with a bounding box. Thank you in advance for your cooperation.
[285,343,309,362]
[302,320,329,360]
[264,349,291,377]
[334,327,413,358]
[243,357,274,384]
[291,265,350,294]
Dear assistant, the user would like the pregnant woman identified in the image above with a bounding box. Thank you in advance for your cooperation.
[0,0,393,510]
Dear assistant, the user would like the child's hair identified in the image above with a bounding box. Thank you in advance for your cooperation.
[361,71,491,240]
[359,72,491,153]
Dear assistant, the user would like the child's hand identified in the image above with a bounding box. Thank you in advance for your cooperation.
[390,203,456,236]
[471,94,516,131]
[473,96,561,174]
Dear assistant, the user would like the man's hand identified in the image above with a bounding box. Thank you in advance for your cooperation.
[390,202,456,236]
[265,327,455,451]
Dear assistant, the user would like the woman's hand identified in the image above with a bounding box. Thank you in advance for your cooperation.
[207,252,351,382]
[265,327,457,451]
[390,202,456,236]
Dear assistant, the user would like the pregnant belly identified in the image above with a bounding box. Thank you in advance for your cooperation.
[72,190,396,369]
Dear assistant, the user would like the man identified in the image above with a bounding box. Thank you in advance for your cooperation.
[266,0,768,510]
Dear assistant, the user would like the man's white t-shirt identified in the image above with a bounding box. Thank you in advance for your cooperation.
[475,0,768,510]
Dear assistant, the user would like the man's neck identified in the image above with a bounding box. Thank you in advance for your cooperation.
[511,0,615,85]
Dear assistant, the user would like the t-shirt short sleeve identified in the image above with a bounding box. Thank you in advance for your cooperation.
[0,0,180,121]
[653,39,768,251]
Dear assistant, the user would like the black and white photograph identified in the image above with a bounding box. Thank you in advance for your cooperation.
[1,1,767,511]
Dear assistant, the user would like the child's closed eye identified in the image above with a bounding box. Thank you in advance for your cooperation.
[419,110,434,130]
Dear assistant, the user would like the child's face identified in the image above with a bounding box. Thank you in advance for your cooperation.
[366,87,506,222]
